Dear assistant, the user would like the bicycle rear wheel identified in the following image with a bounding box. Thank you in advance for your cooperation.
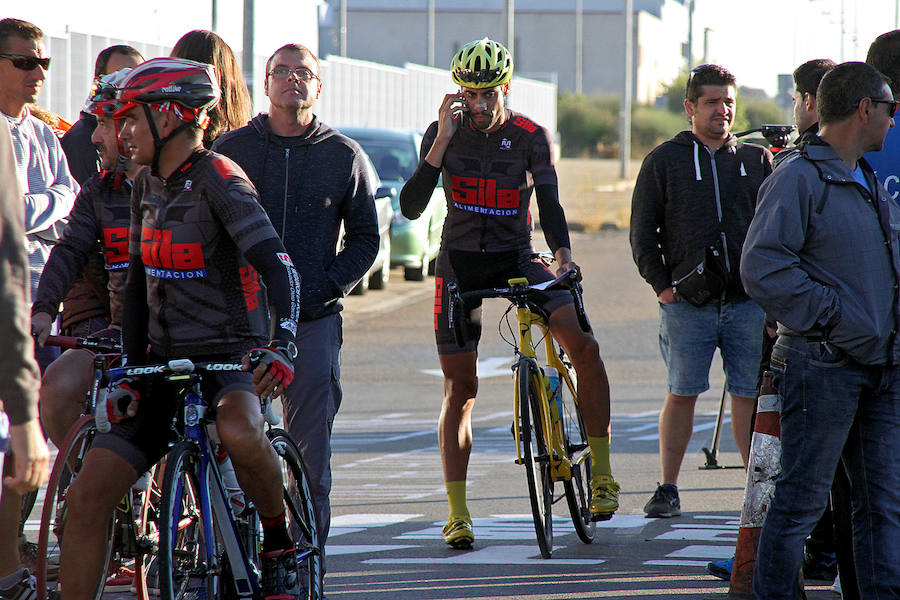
[558,358,596,544]
[159,440,223,600]
[36,415,114,599]
[268,429,323,600]
[516,359,553,559]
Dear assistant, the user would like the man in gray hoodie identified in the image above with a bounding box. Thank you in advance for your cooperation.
[212,43,378,577]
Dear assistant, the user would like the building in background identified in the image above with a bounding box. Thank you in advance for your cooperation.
[319,0,694,105]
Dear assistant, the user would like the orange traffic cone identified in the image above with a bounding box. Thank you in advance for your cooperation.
[729,371,781,598]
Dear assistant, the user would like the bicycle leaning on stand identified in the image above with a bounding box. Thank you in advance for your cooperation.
[447,264,595,559]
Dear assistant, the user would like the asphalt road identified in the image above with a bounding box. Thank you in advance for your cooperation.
[25,230,839,599]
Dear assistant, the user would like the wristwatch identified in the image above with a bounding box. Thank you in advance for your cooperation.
[271,340,298,361]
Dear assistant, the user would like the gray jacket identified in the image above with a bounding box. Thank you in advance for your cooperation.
[741,139,900,365]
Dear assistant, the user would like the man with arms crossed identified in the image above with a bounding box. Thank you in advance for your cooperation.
[213,43,378,576]
[630,64,772,517]
[742,61,900,600]
[399,38,619,548]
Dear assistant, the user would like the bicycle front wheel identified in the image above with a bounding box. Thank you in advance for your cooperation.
[516,359,553,559]
[268,429,323,600]
[36,415,114,599]
[558,359,596,544]
[159,440,223,600]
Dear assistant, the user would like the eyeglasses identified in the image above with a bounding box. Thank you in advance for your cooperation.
[0,53,50,71]
[453,68,503,84]
[871,98,900,118]
[268,66,319,82]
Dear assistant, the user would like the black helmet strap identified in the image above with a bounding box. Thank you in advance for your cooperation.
[141,104,196,178]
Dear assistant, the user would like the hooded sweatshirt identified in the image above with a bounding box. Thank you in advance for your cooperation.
[213,114,378,322]
[630,130,773,298]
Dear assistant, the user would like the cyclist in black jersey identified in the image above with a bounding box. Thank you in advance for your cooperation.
[400,38,619,549]
[32,68,136,450]
[57,58,304,600]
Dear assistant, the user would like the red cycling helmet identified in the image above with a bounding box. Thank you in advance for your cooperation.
[85,68,133,118]
[114,58,221,175]
[114,57,220,122]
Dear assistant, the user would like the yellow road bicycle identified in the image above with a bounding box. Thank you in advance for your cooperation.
[447,266,595,559]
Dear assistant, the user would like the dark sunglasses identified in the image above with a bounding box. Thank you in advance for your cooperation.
[453,67,503,84]
[0,53,50,71]
[871,98,900,118]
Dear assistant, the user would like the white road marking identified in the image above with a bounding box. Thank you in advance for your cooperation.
[666,545,735,559]
[421,356,513,379]
[328,544,421,556]
[365,545,606,565]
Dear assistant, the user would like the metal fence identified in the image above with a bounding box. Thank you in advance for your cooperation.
[40,32,557,136]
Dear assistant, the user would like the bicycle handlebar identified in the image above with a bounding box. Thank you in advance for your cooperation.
[44,334,121,354]
[447,268,590,348]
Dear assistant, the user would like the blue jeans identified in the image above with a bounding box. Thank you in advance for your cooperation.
[658,298,764,397]
[753,335,900,599]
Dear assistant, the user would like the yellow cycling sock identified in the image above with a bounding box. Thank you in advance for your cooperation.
[589,435,613,479]
[445,480,470,520]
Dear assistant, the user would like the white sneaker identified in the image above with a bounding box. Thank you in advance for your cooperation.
[831,572,842,596]
[0,568,39,600]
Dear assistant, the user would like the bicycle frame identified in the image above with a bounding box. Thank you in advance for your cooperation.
[107,360,261,598]
[509,279,573,482]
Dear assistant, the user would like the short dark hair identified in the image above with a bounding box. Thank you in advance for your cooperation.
[793,59,836,97]
[685,64,736,103]
[817,61,891,125]
[867,30,900,92]
[0,18,42,53]
[265,43,320,77]
[94,44,142,78]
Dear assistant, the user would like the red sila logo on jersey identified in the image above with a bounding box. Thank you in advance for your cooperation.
[240,265,262,311]
[450,175,520,216]
[103,227,130,270]
[141,227,207,279]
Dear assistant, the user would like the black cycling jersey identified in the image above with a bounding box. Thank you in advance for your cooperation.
[33,170,131,327]
[123,149,300,362]
[400,110,569,253]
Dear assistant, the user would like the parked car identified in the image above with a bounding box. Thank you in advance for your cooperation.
[345,148,394,295]
[339,127,447,281]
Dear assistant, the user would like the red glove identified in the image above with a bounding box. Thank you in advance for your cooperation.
[246,341,296,398]
[96,377,140,433]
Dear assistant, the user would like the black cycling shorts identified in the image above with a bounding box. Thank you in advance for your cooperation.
[93,350,254,474]
[433,249,571,355]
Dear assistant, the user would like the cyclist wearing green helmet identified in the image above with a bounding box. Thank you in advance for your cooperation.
[401,37,620,550]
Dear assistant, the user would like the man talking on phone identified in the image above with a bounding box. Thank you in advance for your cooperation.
[399,38,619,549]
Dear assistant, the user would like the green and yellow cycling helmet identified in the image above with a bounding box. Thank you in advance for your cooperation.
[450,38,513,88]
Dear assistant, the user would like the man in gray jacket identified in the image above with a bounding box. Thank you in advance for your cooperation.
[212,43,378,580]
[741,61,900,599]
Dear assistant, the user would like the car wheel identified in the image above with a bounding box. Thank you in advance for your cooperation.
[404,245,428,282]
[350,274,369,295]
[370,239,390,290]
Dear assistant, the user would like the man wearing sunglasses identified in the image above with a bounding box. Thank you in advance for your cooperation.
[864,29,900,201]
[742,61,900,599]
[213,43,378,586]
[0,17,76,600]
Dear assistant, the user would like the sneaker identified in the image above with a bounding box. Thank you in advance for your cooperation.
[261,547,301,600]
[0,568,39,600]
[803,548,838,581]
[831,573,842,596]
[707,556,734,581]
[589,475,620,521]
[105,564,136,592]
[644,483,681,518]
[441,517,474,549]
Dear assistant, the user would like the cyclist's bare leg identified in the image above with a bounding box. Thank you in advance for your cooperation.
[39,349,94,447]
[60,447,137,600]
[437,352,478,484]
[216,390,284,519]
[730,393,754,469]
[548,304,610,437]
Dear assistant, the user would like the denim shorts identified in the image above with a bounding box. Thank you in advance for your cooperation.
[658,297,764,397]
